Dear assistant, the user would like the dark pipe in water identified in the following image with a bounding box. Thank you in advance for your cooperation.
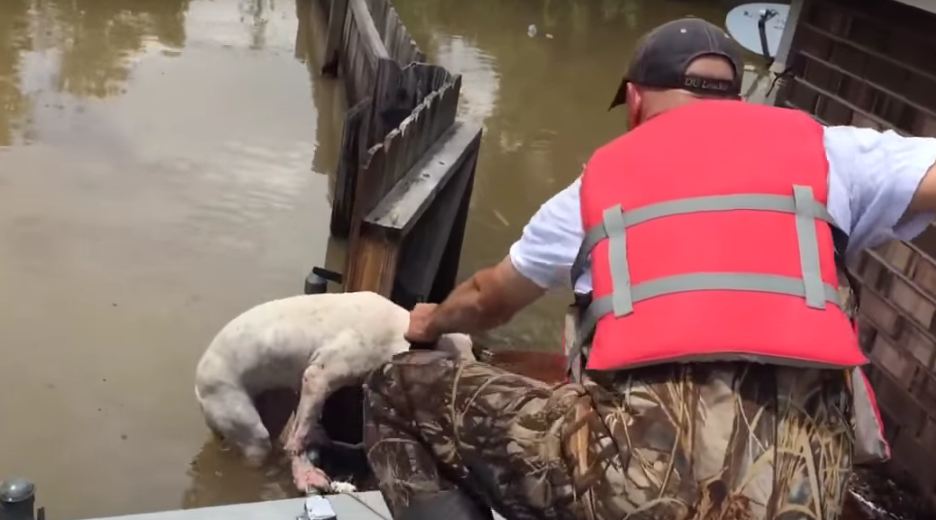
[0,478,43,520]
[304,267,344,295]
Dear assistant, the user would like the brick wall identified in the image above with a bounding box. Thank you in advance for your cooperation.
[775,0,936,509]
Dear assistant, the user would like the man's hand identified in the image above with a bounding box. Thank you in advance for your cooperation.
[406,303,441,343]
[402,257,547,341]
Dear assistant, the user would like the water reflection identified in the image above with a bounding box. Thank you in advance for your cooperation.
[0,0,190,145]
[43,0,189,98]
[182,440,295,508]
[241,0,271,50]
[0,0,31,145]
[0,0,339,517]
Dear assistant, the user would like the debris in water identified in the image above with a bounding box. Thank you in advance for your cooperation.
[846,468,932,520]
[120,434,128,440]
[112,302,118,307]
[492,209,510,227]
[527,24,537,38]
[102,377,107,382]
[546,33,554,39]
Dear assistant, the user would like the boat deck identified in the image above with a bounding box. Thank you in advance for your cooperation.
[85,491,506,520]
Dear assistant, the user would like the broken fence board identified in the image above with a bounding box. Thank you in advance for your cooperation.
[339,0,387,103]
[350,76,461,240]
[330,97,372,237]
[364,122,483,237]
[363,0,424,65]
[391,136,479,308]
[349,0,389,61]
[382,77,460,181]
[368,58,405,146]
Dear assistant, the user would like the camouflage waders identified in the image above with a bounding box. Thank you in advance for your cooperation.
[363,349,854,520]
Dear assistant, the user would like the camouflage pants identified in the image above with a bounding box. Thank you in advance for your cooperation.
[363,351,854,520]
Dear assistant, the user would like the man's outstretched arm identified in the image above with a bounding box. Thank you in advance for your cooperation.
[406,257,546,342]
[405,176,584,342]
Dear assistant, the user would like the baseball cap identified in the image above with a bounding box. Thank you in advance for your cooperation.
[609,17,744,109]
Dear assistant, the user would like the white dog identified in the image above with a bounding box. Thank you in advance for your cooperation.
[194,291,472,492]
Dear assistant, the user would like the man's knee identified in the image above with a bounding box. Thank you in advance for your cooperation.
[365,350,459,402]
[363,360,396,405]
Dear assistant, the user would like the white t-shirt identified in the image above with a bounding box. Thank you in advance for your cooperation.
[509,126,936,293]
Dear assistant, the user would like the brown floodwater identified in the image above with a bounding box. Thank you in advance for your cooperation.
[0,0,773,518]
[0,0,343,517]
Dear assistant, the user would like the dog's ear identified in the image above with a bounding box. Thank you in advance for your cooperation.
[435,333,474,361]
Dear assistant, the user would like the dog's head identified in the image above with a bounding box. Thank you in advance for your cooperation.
[434,333,475,361]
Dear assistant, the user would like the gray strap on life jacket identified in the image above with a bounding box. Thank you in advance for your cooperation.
[565,272,843,375]
[570,193,834,288]
[603,205,633,316]
[566,186,836,377]
[794,185,826,309]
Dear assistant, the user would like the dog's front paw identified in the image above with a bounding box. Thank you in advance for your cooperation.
[291,455,331,494]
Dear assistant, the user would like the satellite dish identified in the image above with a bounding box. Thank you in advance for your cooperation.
[726,3,790,60]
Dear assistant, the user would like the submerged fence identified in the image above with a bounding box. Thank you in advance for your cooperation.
[305,0,482,308]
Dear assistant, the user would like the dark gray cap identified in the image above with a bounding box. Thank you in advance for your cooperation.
[610,17,744,109]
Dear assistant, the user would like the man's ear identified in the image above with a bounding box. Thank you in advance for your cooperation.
[627,83,643,129]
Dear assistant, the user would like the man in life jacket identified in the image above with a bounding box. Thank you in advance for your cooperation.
[363,17,936,520]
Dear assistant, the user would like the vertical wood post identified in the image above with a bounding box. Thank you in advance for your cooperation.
[330,98,372,237]
[368,58,404,146]
[429,147,479,304]
[344,229,400,296]
[322,0,349,75]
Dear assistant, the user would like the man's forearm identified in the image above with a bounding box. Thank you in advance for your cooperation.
[427,267,509,336]
[407,257,547,342]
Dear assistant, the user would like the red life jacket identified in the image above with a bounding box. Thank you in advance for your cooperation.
[572,100,867,371]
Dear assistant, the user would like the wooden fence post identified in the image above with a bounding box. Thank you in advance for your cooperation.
[330,98,372,237]
[322,0,349,75]
[428,147,478,304]
[349,122,481,307]
[369,58,404,146]
[344,231,400,295]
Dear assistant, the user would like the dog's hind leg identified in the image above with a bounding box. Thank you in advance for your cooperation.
[199,386,272,466]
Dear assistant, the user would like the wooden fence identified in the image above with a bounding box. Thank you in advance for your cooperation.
[776,0,936,511]
[305,0,482,308]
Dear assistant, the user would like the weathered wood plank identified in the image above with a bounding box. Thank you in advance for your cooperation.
[347,142,385,250]
[349,76,460,238]
[361,0,423,65]
[391,136,479,307]
[344,231,401,296]
[349,0,389,62]
[337,0,387,103]
[379,76,459,182]
[365,122,483,236]
[322,0,349,75]
[330,98,372,237]
[318,0,481,315]
[428,144,476,303]
[368,58,404,145]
